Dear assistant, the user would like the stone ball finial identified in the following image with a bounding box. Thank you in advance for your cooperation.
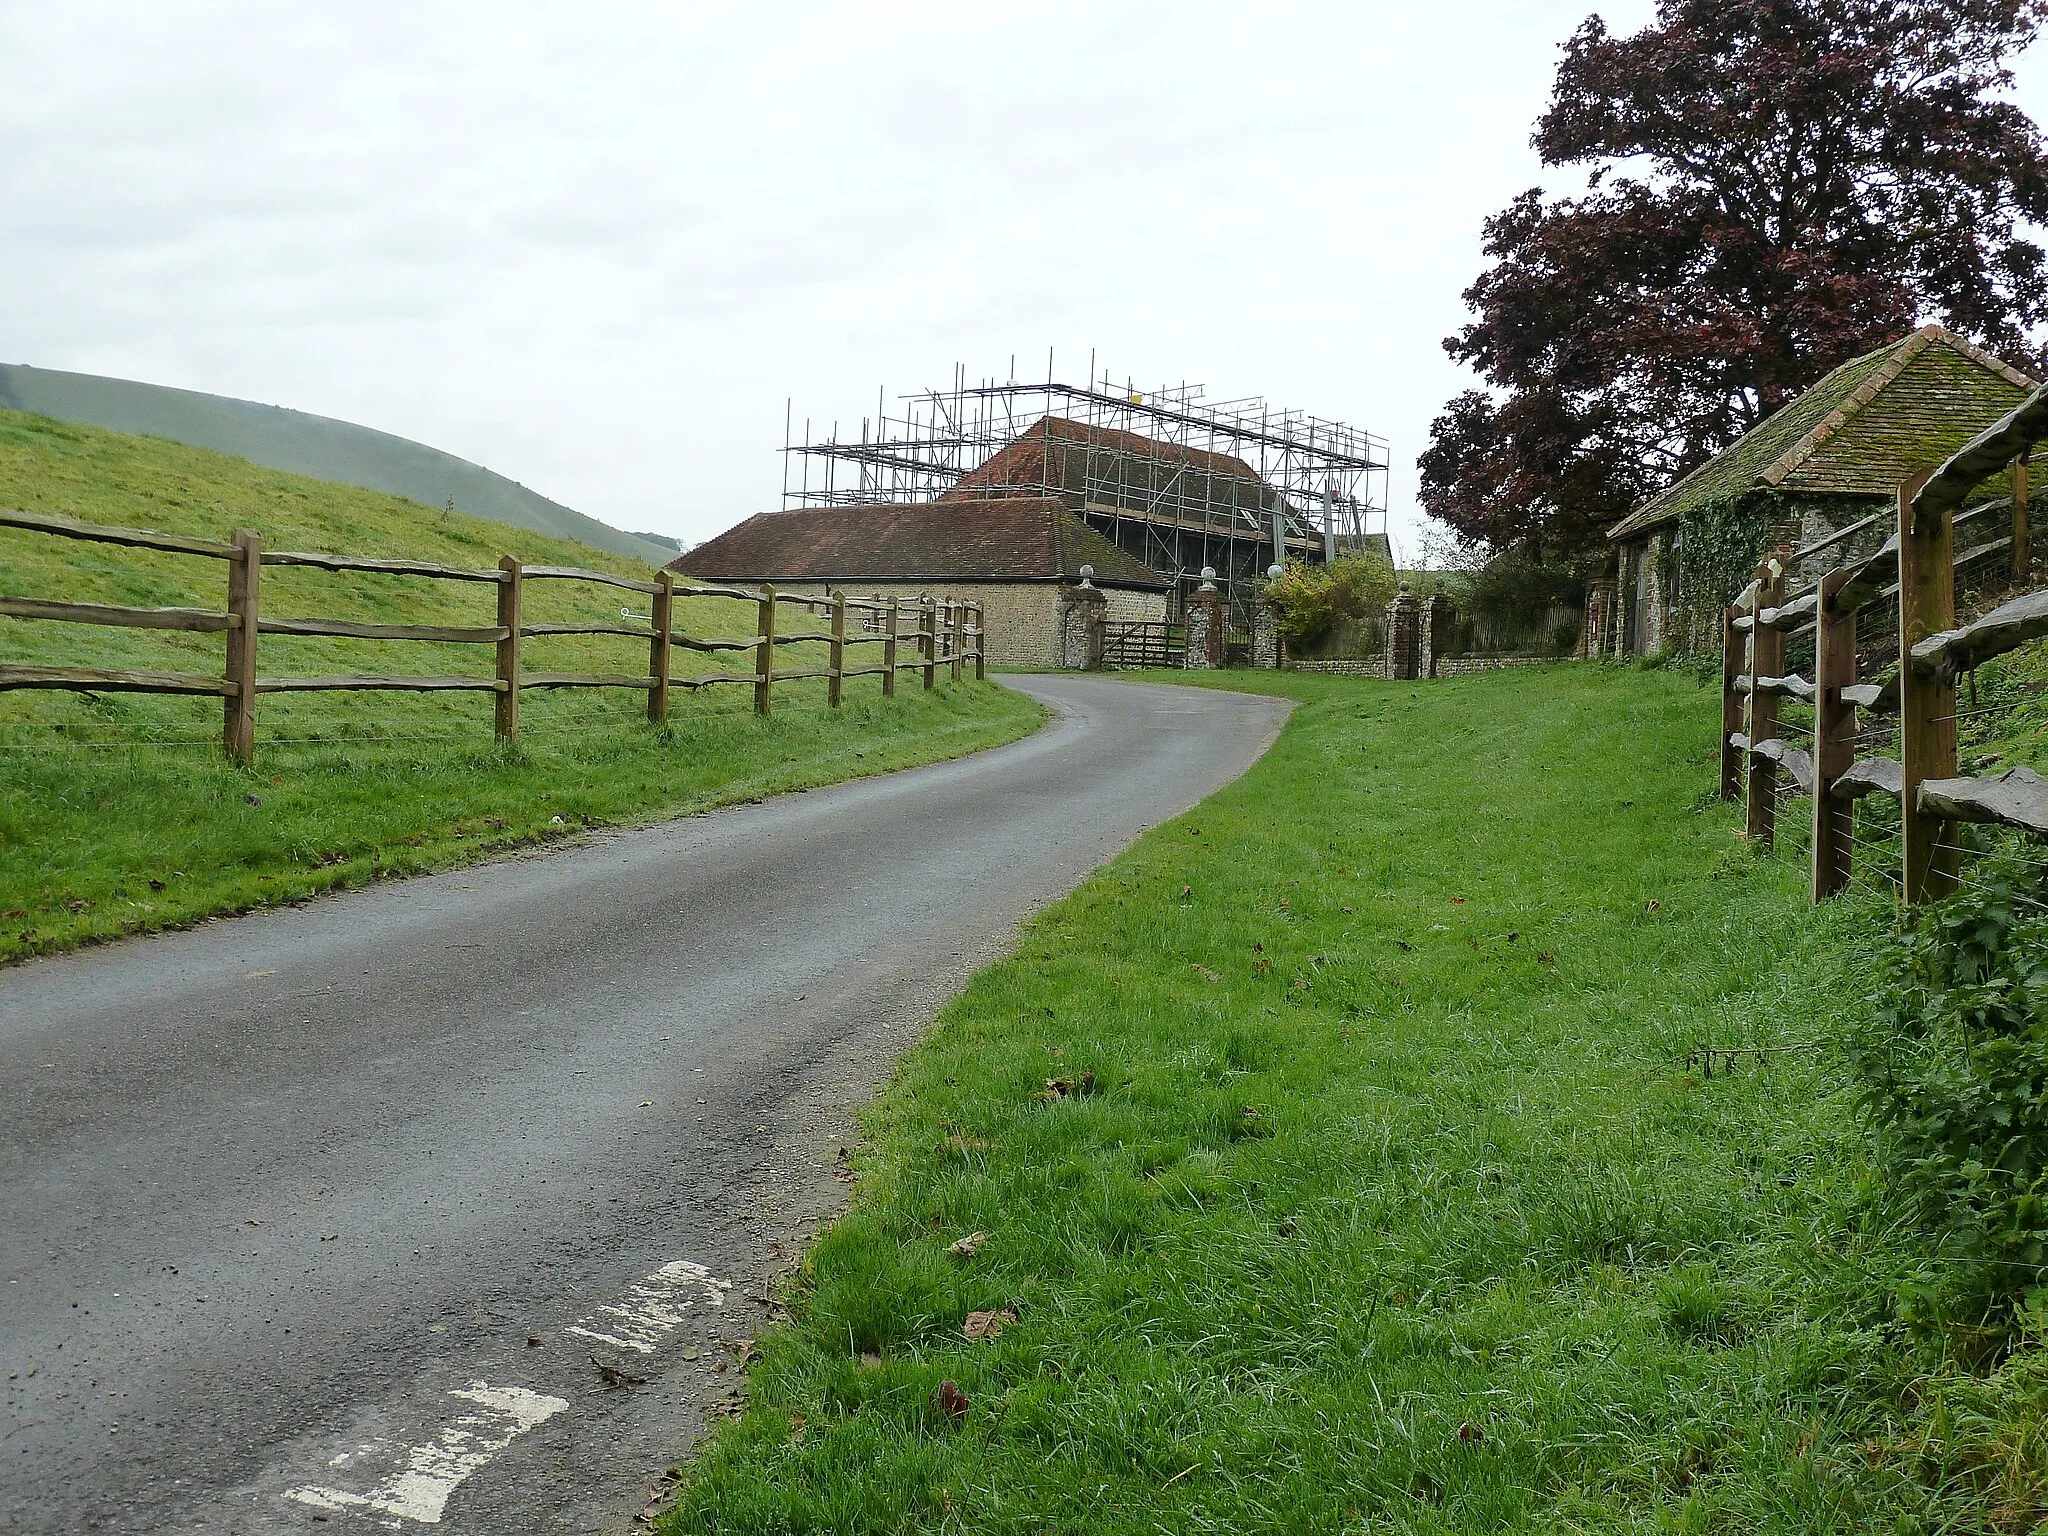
[1199,565,1218,592]
[1267,563,1284,581]
[1078,563,1095,588]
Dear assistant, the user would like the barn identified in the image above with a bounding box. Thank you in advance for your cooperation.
[673,496,1172,668]
[1603,325,2037,655]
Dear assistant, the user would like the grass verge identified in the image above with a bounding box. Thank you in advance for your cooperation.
[0,408,1043,957]
[665,664,2046,1532]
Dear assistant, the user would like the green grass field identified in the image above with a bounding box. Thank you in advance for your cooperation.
[665,666,2048,1534]
[0,409,1041,957]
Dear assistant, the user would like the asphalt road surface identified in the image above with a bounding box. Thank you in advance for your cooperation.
[0,675,1289,1535]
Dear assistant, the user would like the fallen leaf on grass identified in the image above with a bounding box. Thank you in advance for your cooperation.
[1,908,25,919]
[947,1231,988,1259]
[1538,952,1556,966]
[858,1351,883,1369]
[930,1379,970,1424]
[1392,939,1414,952]
[1190,964,1222,983]
[962,1309,1016,1341]
[1457,1421,1485,1444]
[938,1134,990,1158]
[1035,1070,1096,1103]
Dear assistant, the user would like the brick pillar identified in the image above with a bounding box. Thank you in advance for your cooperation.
[1058,574,1108,669]
[1420,592,1453,679]
[1582,577,1615,658]
[1384,585,1420,680]
[1182,566,1226,669]
[1252,561,1283,668]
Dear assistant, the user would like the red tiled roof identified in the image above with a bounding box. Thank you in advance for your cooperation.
[671,498,1170,589]
[944,416,1269,502]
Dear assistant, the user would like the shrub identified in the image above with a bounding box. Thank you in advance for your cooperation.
[1462,547,1586,651]
[1848,864,2048,1330]
[1263,552,1398,650]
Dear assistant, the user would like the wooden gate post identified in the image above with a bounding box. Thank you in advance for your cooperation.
[2014,456,2031,583]
[828,588,845,707]
[1811,567,1857,900]
[223,529,261,765]
[755,585,777,717]
[1899,469,1959,902]
[648,568,673,725]
[495,555,522,743]
[1745,563,1785,846]
[1719,601,1745,801]
[922,597,937,691]
[971,601,985,680]
[882,598,898,698]
[950,600,965,683]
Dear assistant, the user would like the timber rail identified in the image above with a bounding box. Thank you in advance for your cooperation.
[0,510,984,764]
[1720,381,2048,903]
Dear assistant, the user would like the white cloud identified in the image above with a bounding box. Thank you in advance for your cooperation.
[11,0,2037,563]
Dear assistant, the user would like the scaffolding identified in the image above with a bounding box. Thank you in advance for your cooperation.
[780,354,1389,616]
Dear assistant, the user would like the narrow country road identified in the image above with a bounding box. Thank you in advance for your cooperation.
[0,675,1289,1535]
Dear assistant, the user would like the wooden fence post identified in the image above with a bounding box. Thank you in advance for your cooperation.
[1745,563,1785,846]
[495,555,521,743]
[828,589,846,707]
[222,529,261,765]
[1719,602,1745,801]
[755,584,777,716]
[1811,566,1857,900]
[1899,468,1958,902]
[971,601,985,680]
[950,600,965,683]
[2014,456,2031,583]
[922,597,937,691]
[882,597,898,697]
[649,568,673,725]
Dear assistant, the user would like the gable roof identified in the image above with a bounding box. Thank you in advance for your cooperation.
[672,498,1171,589]
[944,415,1272,507]
[1607,325,2036,542]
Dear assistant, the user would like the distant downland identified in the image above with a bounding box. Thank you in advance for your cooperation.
[0,363,681,565]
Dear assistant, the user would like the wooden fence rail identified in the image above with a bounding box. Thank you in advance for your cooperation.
[1721,381,2048,903]
[0,509,984,763]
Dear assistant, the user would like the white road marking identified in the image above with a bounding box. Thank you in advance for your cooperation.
[278,1258,728,1523]
[285,1383,567,1524]
[563,1259,729,1353]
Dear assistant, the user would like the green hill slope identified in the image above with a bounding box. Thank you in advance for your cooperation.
[0,363,680,565]
[0,408,1036,959]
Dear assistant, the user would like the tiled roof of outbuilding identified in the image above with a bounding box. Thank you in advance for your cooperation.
[672,498,1171,589]
[1607,326,2036,542]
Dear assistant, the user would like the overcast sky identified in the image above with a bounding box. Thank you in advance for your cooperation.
[7,2,2048,560]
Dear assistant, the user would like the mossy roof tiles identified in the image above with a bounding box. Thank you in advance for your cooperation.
[673,498,1171,590]
[1607,326,2035,543]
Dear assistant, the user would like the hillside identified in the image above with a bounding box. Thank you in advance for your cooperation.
[0,363,680,565]
[0,407,1035,958]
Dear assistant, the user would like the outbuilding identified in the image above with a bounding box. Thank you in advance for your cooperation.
[673,496,1172,668]
[1602,325,2036,654]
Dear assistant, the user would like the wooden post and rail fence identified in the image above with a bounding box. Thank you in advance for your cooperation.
[1722,382,2048,904]
[0,508,985,765]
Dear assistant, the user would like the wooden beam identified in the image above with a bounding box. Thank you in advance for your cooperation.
[223,530,261,765]
[496,556,521,743]
[1812,567,1857,900]
[828,588,845,707]
[1833,757,1904,801]
[1898,468,1958,901]
[0,596,235,632]
[1720,603,1744,801]
[1919,766,2048,837]
[2015,457,2031,582]
[754,584,776,716]
[0,664,234,695]
[649,569,673,724]
[1910,588,2048,677]
[1745,563,1785,845]
[519,564,662,593]
[264,550,505,582]
[882,599,898,698]
[0,505,234,559]
[258,617,506,643]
